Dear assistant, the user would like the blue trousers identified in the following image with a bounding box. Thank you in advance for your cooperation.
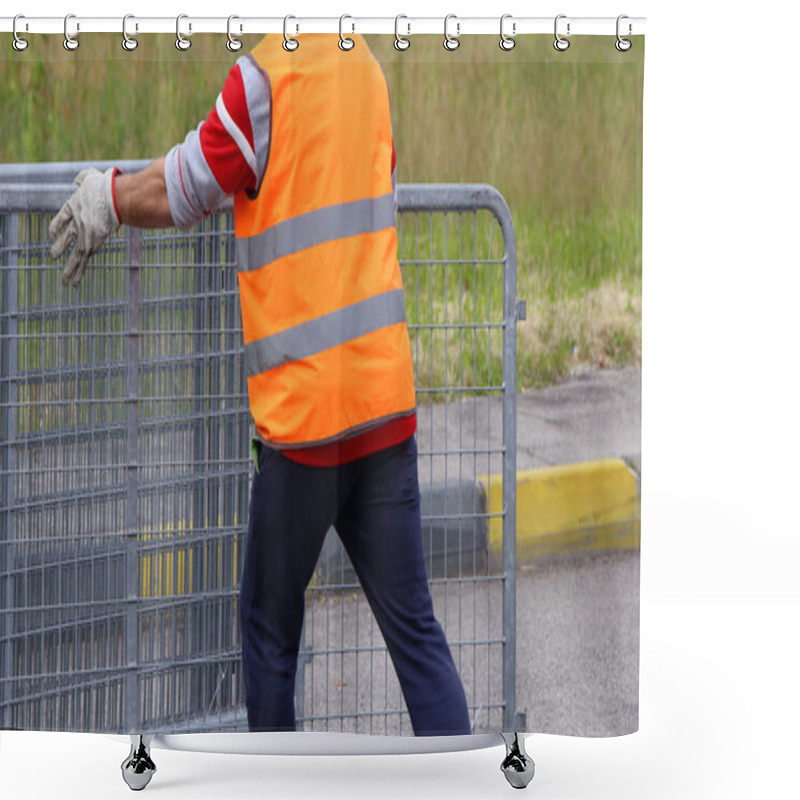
[240,435,471,735]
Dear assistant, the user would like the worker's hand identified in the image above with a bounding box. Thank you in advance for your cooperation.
[49,167,121,288]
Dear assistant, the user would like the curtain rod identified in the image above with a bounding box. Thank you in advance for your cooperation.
[1,15,646,38]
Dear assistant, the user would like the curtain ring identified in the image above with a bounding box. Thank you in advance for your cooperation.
[122,14,138,51]
[63,13,79,51]
[227,15,242,52]
[176,14,191,51]
[283,15,299,51]
[615,14,632,51]
[443,14,460,51]
[553,14,570,51]
[394,15,410,51]
[499,14,515,50]
[12,15,29,51]
[339,15,355,50]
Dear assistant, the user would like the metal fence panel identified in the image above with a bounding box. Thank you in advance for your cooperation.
[0,162,517,735]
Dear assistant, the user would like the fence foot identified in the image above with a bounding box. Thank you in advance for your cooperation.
[500,732,534,790]
[121,735,157,791]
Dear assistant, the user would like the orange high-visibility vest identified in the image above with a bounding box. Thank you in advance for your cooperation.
[234,34,416,449]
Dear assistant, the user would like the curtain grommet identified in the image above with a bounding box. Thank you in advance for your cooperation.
[615,15,632,51]
[12,15,29,51]
[339,15,355,51]
[63,13,79,51]
[394,15,410,51]
[283,15,299,51]
[227,15,243,52]
[499,14,516,51]
[176,14,192,51]
[122,14,138,51]
[443,14,460,51]
[554,14,570,51]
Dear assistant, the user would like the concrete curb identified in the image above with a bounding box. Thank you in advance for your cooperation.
[314,457,640,586]
[481,457,641,567]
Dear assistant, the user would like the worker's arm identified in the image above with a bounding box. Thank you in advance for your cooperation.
[115,158,173,229]
[164,56,270,229]
[50,55,270,288]
[48,161,174,288]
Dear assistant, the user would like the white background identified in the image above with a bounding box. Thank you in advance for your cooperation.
[2,0,799,798]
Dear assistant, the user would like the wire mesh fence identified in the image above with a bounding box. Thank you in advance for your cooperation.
[0,162,518,735]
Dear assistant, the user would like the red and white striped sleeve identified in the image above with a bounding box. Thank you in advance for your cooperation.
[164,55,271,230]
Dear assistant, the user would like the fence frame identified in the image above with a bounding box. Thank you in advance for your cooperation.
[0,162,519,733]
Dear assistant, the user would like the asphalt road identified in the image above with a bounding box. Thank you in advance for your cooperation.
[515,551,640,736]
[301,549,639,738]
[414,365,641,486]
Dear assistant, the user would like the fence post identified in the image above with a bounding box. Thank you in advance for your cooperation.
[191,230,206,709]
[125,228,141,732]
[218,222,244,721]
[500,205,519,733]
[295,619,308,729]
[206,230,221,716]
[0,213,19,729]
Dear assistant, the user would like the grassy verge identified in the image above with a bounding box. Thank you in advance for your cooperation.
[516,207,642,387]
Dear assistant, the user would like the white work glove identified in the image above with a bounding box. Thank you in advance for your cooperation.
[49,167,121,288]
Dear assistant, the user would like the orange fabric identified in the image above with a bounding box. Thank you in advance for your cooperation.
[232,35,415,448]
[246,322,415,447]
[237,227,401,345]
[234,34,416,449]
[234,35,394,238]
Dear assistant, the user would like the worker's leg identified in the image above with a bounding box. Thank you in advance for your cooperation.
[240,443,347,731]
[335,436,471,736]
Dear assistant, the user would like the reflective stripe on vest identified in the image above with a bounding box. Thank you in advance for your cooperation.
[244,288,406,377]
[236,194,396,272]
[234,34,416,448]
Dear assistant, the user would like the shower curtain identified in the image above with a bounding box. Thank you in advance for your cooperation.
[0,19,644,791]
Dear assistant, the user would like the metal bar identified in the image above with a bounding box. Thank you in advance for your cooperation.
[0,212,20,728]
[497,198,519,732]
[124,228,141,731]
[189,233,206,724]
[295,617,308,730]
[0,177,518,218]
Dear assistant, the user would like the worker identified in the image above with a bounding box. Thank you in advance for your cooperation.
[49,33,471,736]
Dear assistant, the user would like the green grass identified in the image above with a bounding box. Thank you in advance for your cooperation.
[1,33,643,391]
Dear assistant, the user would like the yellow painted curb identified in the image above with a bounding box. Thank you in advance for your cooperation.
[480,458,640,564]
